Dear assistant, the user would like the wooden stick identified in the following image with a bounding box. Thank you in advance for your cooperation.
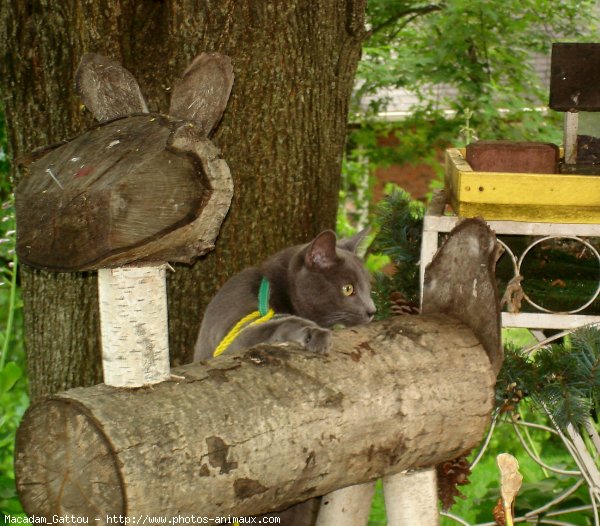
[97,265,170,387]
[564,111,579,164]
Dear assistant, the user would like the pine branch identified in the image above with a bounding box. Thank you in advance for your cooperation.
[496,327,600,430]
[369,187,424,309]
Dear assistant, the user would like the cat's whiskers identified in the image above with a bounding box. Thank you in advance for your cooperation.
[323,310,369,327]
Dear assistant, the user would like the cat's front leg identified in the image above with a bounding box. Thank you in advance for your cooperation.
[228,316,332,355]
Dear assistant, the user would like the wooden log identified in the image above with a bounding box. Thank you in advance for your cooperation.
[15,314,495,521]
[422,218,502,375]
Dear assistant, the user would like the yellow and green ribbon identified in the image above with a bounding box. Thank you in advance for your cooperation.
[213,277,274,357]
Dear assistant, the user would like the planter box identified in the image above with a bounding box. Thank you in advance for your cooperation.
[445,148,600,223]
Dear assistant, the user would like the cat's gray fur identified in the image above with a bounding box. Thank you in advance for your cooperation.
[194,228,375,361]
[225,315,332,354]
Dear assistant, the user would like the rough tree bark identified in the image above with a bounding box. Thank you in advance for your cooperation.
[0,1,366,400]
[15,315,496,520]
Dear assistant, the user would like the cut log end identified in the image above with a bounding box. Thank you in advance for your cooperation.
[16,399,124,518]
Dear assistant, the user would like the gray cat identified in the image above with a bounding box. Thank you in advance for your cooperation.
[193,228,375,526]
[194,228,375,360]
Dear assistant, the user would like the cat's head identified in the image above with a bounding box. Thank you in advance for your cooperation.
[290,229,376,328]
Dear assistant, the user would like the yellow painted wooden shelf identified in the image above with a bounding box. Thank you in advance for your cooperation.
[445,148,600,223]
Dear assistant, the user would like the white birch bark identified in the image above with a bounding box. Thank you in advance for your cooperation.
[316,482,376,526]
[564,111,579,164]
[97,265,170,387]
[383,468,439,526]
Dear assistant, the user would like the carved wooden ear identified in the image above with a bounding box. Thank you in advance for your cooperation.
[76,53,149,122]
[337,227,371,254]
[306,230,339,270]
[169,52,234,137]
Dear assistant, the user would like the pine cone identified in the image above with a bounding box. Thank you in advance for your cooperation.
[390,291,420,315]
[493,498,505,526]
[436,455,472,510]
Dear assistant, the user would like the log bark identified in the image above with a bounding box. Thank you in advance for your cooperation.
[16,115,233,271]
[15,314,496,520]
[422,218,503,375]
[0,0,366,399]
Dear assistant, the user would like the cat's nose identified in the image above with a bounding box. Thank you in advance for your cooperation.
[367,307,376,321]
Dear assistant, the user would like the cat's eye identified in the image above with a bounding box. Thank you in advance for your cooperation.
[341,283,354,296]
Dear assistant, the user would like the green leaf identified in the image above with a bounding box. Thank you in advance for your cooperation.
[0,363,22,396]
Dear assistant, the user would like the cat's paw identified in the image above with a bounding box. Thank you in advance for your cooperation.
[302,326,332,354]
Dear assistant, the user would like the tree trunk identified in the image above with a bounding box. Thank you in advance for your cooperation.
[15,314,496,520]
[0,0,366,400]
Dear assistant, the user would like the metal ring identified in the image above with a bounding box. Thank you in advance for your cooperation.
[516,236,600,314]
[496,239,519,276]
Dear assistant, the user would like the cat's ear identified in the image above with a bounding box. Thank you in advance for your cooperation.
[305,230,339,270]
[169,52,234,136]
[337,227,371,254]
[76,53,149,122]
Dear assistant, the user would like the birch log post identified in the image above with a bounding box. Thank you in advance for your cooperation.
[383,469,438,525]
[97,265,169,386]
[14,53,234,389]
[316,483,376,526]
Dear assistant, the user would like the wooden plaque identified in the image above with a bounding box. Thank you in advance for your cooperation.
[550,43,600,112]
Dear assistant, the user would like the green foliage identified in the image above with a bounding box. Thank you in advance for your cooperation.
[359,0,598,122]
[0,107,26,517]
[444,411,592,524]
[339,0,600,233]
[368,402,593,524]
[368,185,424,318]
[498,327,600,430]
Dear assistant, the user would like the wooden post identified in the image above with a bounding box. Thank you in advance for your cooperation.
[316,482,376,526]
[383,469,438,525]
[98,265,169,387]
[564,111,579,165]
[550,43,600,174]
[385,218,502,524]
